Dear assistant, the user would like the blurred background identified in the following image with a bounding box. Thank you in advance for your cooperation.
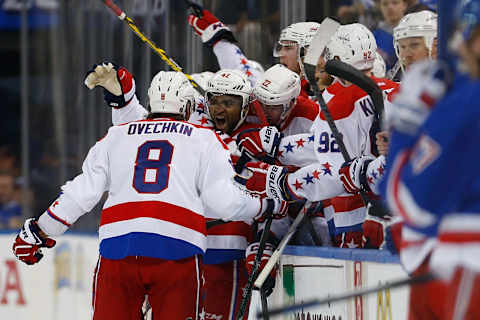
[0,0,411,233]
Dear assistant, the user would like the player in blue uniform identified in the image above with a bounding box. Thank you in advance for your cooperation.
[380,1,480,318]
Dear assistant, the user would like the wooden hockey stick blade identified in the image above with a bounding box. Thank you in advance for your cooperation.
[325,59,384,116]
[304,18,340,67]
[259,272,435,318]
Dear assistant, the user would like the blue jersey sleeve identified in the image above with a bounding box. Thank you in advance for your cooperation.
[381,80,480,237]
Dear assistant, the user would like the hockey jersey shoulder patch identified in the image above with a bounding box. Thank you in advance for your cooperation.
[410,134,441,175]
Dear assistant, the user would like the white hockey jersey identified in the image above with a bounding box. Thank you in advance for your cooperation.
[278,77,399,237]
[38,118,262,260]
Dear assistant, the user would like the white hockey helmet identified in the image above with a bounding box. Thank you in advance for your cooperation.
[190,71,214,100]
[148,71,194,118]
[205,69,252,130]
[274,22,321,57]
[372,51,386,78]
[324,23,377,71]
[191,71,214,90]
[253,64,301,120]
[393,10,437,59]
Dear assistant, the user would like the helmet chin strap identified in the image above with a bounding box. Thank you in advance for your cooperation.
[297,48,307,79]
[232,104,249,132]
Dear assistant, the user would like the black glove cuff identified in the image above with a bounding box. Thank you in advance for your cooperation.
[359,159,373,193]
[205,30,238,47]
[104,90,130,109]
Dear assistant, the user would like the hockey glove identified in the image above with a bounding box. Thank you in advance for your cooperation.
[387,60,449,135]
[84,61,136,109]
[362,204,401,250]
[234,162,291,201]
[237,126,283,163]
[13,218,56,265]
[187,8,237,47]
[255,198,289,222]
[245,242,277,296]
[339,155,375,194]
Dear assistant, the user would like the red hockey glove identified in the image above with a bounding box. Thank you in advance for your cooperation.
[245,242,277,296]
[385,221,402,254]
[237,126,283,163]
[362,204,401,250]
[387,60,449,135]
[13,218,56,265]
[187,8,236,47]
[234,163,291,201]
[339,155,375,194]
[84,61,136,109]
[255,198,289,222]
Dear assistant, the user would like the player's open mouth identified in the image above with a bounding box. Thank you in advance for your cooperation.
[214,115,226,127]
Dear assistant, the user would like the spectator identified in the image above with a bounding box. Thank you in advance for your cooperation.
[373,0,408,71]
[337,0,382,29]
[0,171,22,229]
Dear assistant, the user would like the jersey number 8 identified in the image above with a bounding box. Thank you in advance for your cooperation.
[133,140,174,193]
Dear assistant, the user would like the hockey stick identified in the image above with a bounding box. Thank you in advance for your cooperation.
[260,287,270,320]
[259,272,434,318]
[253,201,319,289]
[101,0,205,96]
[304,23,389,217]
[325,59,386,155]
[236,212,275,319]
[385,60,402,80]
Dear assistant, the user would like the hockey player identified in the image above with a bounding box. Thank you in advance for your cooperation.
[253,63,318,136]
[83,63,282,319]
[186,6,263,86]
[379,1,480,317]
[12,69,284,320]
[339,10,439,249]
[237,23,399,248]
[186,8,321,133]
[394,10,438,73]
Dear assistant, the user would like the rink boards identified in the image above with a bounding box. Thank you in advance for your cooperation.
[0,232,409,319]
[261,246,409,320]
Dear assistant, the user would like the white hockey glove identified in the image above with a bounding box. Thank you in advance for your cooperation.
[387,60,449,135]
[84,61,137,108]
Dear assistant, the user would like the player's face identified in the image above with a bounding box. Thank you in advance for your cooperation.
[398,37,430,69]
[379,0,407,25]
[261,103,284,127]
[315,56,333,90]
[208,94,243,134]
[277,41,301,74]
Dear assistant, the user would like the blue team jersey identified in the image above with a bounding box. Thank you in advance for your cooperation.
[381,75,480,238]
[373,28,397,71]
